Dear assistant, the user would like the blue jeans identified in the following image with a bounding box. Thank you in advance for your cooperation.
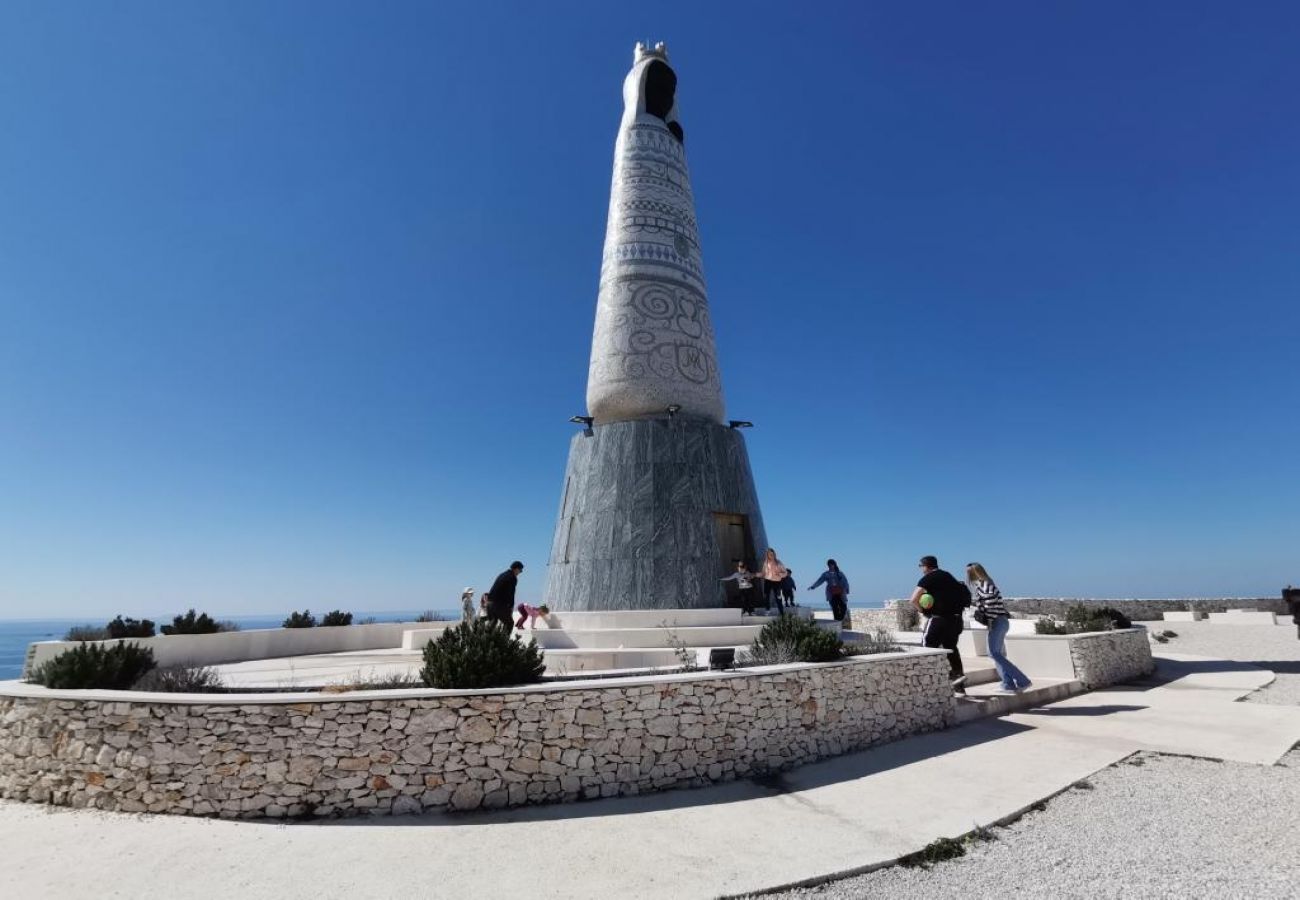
[986,616,1032,690]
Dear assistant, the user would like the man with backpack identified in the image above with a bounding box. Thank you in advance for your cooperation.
[908,555,970,693]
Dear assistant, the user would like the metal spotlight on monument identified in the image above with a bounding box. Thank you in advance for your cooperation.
[543,42,769,612]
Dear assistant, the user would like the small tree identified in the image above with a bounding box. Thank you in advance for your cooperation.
[421,619,545,689]
[282,610,316,628]
[106,616,156,639]
[31,643,156,690]
[320,610,353,627]
[161,609,220,635]
[63,624,108,642]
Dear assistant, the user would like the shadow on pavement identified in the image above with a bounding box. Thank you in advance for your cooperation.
[1017,704,1146,717]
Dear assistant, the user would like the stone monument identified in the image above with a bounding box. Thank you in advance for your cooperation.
[543,42,768,611]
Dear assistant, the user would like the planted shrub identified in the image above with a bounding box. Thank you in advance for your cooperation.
[1037,605,1129,635]
[415,610,446,623]
[132,665,223,693]
[216,620,241,632]
[282,610,317,628]
[842,626,902,656]
[747,614,845,664]
[420,618,545,689]
[31,642,156,690]
[63,624,109,642]
[161,609,220,635]
[1035,617,1069,635]
[320,610,353,627]
[106,616,156,639]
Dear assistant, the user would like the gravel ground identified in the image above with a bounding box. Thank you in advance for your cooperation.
[752,621,1300,900]
[1144,620,1300,706]
[759,750,1300,900]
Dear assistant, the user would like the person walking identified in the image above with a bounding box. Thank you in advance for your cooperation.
[484,561,524,629]
[460,587,477,624]
[761,548,789,612]
[966,562,1032,693]
[780,568,797,608]
[808,559,851,624]
[721,561,760,616]
[908,555,969,693]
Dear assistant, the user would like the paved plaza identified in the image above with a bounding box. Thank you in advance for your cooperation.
[4,624,1298,899]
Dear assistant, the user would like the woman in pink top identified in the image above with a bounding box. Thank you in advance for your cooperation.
[761,548,789,612]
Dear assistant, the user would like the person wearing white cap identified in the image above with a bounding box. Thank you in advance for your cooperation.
[460,587,477,624]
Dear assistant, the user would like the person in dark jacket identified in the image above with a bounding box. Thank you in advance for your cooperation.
[484,561,524,629]
[780,569,797,608]
[908,555,970,692]
[1287,586,1300,640]
[808,560,850,623]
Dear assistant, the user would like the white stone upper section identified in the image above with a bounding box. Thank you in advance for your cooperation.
[585,46,725,425]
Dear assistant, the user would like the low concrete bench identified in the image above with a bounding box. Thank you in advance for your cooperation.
[1162,611,1206,622]
[1206,610,1279,625]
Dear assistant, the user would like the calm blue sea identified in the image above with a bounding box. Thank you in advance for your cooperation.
[0,601,885,680]
[0,610,453,681]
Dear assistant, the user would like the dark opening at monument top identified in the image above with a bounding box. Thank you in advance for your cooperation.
[543,43,769,612]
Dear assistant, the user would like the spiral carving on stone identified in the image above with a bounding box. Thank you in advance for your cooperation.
[586,53,725,424]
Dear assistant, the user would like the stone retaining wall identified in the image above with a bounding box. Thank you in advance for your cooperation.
[849,604,919,633]
[0,651,954,819]
[1004,597,1287,619]
[1065,629,1155,688]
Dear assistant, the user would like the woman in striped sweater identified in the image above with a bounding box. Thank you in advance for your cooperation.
[966,563,1032,694]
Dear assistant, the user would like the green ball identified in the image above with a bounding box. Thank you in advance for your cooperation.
[919,593,935,610]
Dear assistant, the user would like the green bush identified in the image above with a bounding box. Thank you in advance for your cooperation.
[132,665,223,693]
[106,616,156,639]
[420,619,545,689]
[320,610,353,627]
[1034,617,1069,635]
[748,614,844,664]
[31,642,157,689]
[161,609,220,635]
[842,626,901,656]
[63,624,108,642]
[1037,605,1128,635]
[216,620,241,632]
[283,610,316,628]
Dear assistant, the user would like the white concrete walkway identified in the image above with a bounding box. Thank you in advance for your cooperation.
[3,652,1298,900]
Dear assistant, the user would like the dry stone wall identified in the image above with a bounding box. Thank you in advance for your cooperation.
[848,604,919,633]
[1004,597,1287,619]
[1066,629,1155,688]
[0,652,953,819]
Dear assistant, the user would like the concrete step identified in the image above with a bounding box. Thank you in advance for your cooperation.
[954,677,1085,723]
[543,607,810,630]
[526,624,764,650]
[542,647,684,673]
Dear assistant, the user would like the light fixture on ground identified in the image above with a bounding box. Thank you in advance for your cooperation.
[569,415,595,426]
[728,420,753,430]
[666,404,681,418]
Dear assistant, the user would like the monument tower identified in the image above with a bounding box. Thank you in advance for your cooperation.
[543,43,768,611]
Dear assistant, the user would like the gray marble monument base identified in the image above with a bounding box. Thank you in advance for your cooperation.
[543,416,768,611]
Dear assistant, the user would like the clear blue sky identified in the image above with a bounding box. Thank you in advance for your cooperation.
[2,2,1297,619]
